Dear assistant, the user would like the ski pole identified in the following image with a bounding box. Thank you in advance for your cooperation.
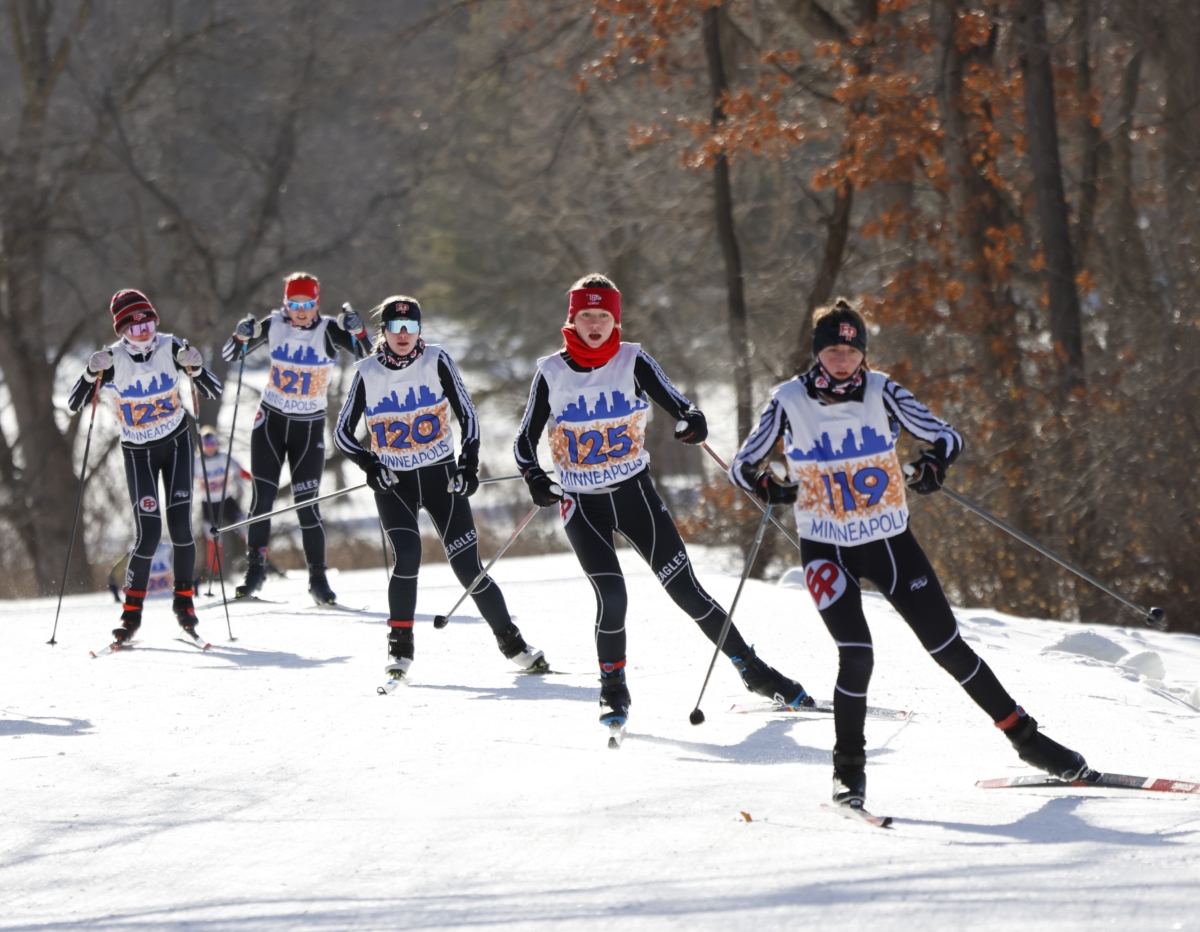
[433,496,554,629]
[378,519,391,584]
[48,385,102,645]
[184,351,235,641]
[689,502,774,725]
[694,436,803,551]
[218,482,369,533]
[209,340,248,587]
[915,469,1166,630]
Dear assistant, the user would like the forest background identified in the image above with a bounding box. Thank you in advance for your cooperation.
[1,0,1196,632]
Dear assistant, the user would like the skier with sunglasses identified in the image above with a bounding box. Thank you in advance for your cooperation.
[334,296,548,683]
[221,272,370,605]
[69,289,222,645]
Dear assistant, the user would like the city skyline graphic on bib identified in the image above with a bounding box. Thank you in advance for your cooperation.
[787,424,896,463]
[555,389,648,424]
[115,373,176,399]
[366,384,443,418]
[271,342,328,366]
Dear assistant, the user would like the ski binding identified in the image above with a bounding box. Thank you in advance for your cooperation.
[822,802,893,828]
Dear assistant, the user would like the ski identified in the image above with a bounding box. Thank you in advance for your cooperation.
[977,772,1199,795]
[730,699,910,721]
[90,638,138,658]
[821,802,893,828]
[606,720,626,750]
[175,632,212,650]
[306,603,370,614]
[377,671,409,695]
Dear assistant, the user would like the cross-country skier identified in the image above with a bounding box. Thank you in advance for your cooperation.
[221,272,369,605]
[334,295,548,683]
[195,426,253,575]
[729,298,1089,811]
[514,273,811,734]
[69,289,223,644]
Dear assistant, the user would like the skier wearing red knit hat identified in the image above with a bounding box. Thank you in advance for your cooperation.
[69,289,223,646]
[513,273,812,743]
[221,272,369,605]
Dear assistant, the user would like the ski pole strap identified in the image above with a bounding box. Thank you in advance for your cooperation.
[700,443,803,552]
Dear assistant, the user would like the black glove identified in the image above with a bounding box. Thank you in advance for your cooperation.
[674,407,708,445]
[366,459,398,494]
[905,449,947,495]
[754,465,798,505]
[450,455,479,497]
[524,466,563,508]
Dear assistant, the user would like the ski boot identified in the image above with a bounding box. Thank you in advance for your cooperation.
[172,587,199,635]
[599,662,631,748]
[235,549,267,599]
[731,645,814,708]
[385,621,415,683]
[1000,707,1090,780]
[308,563,337,606]
[112,589,145,644]
[495,624,548,672]
[832,748,867,808]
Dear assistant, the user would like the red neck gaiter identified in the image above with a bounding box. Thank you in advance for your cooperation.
[561,326,621,368]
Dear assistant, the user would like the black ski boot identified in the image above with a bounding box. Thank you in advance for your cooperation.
[308,563,337,606]
[112,589,144,643]
[1001,708,1089,780]
[832,748,867,807]
[385,622,415,681]
[172,587,199,634]
[235,550,267,600]
[495,624,549,672]
[599,665,631,726]
[731,645,813,708]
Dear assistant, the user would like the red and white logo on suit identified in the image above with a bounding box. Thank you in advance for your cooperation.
[805,559,846,610]
[559,493,576,524]
[140,496,158,513]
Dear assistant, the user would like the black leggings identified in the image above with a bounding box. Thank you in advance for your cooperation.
[562,469,749,668]
[121,428,196,594]
[376,458,513,633]
[800,527,1017,757]
[246,406,327,565]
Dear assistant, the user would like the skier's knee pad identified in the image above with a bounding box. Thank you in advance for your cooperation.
[836,645,874,694]
[928,634,980,682]
[590,574,627,629]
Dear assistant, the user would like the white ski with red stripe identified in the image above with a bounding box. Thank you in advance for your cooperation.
[977,772,1199,794]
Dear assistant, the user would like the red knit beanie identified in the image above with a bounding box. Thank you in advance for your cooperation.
[110,289,159,334]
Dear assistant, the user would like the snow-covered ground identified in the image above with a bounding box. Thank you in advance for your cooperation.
[3,548,1199,931]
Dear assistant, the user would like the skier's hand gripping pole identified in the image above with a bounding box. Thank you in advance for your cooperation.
[48,384,102,645]
[689,432,803,551]
[902,464,1167,630]
[689,500,775,725]
[432,492,557,629]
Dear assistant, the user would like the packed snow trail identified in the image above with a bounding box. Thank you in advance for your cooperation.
[3,551,1199,931]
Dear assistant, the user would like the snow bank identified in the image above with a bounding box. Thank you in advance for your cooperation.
[2,550,1198,931]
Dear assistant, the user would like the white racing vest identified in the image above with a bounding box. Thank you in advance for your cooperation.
[354,348,455,472]
[775,371,908,546]
[539,343,651,493]
[105,337,186,445]
[261,312,337,415]
[195,452,245,500]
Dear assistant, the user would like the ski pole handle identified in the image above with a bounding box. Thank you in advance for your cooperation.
[699,442,804,552]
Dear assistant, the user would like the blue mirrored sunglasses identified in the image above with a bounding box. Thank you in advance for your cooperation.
[383,319,420,333]
[285,298,318,311]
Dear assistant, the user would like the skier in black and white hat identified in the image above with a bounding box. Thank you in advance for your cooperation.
[69,289,223,645]
[729,297,1089,814]
[222,272,369,605]
[334,295,548,683]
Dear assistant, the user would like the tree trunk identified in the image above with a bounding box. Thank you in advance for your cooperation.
[703,5,754,444]
[1019,0,1085,395]
[1073,0,1100,262]
[791,185,854,375]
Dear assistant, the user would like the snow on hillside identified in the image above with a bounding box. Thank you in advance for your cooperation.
[3,549,1198,931]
